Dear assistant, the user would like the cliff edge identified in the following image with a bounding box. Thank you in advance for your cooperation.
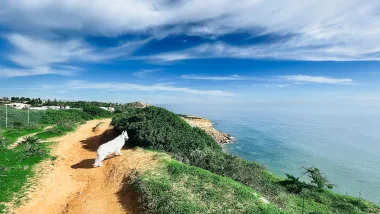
[180,115,233,144]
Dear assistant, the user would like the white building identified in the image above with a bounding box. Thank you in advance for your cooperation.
[5,103,31,109]
[100,107,115,112]
[29,106,48,111]
[30,106,72,111]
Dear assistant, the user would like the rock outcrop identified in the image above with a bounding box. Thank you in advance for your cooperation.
[180,115,233,144]
[126,101,151,108]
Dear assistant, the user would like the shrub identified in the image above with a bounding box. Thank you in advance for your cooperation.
[83,106,112,118]
[303,167,336,191]
[41,109,93,124]
[113,107,220,155]
[0,136,8,150]
[19,136,46,157]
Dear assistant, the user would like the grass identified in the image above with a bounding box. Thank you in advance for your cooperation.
[35,122,75,140]
[1,127,44,144]
[129,152,286,214]
[0,137,51,213]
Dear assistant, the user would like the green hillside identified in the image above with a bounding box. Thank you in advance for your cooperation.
[113,106,380,214]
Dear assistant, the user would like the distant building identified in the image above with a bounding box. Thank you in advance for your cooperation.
[100,107,115,112]
[30,106,71,111]
[5,103,31,109]
[29,106,49,111]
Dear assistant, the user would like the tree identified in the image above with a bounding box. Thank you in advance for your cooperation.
[303,167,335,191]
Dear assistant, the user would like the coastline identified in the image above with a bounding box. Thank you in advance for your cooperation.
[180,115,234,144]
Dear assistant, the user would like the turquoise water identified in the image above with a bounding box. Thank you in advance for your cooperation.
[165,105,380,204]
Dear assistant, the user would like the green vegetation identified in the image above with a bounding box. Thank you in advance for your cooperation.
[6,96,119,108]
[129,152,285,214]
[35,122,75,140]
[0,135,50,213]
[115,101,150,112]
[40,109,93,124]
[83,106,112,118]
[0,106,45,128]
[113,106,380,214]
[1,126,43,143]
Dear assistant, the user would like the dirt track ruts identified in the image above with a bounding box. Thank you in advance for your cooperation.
[12,119,157,214]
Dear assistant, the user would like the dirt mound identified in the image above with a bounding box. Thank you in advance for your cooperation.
[11,119,157,214]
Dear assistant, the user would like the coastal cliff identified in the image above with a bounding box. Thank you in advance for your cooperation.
[180,115,233,144]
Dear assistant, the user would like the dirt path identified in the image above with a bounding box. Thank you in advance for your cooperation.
[12,119,158,214]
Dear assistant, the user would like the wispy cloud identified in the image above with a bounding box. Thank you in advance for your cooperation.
[1,1,380,61]
[264,84,295,89]
[132,68,163,78]
[278,75,353,84]
[6,34,150,67]
[144,41,380,62]
[180,74,265,81]
[0,66,77,78]
[67,80,236,96]
[2,33,149,78]
[180,74,354,85]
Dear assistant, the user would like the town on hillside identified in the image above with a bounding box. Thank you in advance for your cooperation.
[0,96,116,111]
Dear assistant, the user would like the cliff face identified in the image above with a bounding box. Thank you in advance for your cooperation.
[180,115,233,144]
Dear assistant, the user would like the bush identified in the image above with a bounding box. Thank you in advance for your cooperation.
[83,106,112,118]
[41,109,93,124]
[113,107,220,155]
[19,136,46,157]
[0,136,8,150]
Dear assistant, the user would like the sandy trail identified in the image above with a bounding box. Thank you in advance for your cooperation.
[12,119,157,214]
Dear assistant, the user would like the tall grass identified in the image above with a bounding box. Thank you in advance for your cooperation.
[129,152,286,214]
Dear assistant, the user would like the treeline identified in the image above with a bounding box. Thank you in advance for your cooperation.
[3,96,120,108]
[0,106,112,128]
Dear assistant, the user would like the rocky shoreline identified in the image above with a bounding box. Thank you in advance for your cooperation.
[180,115,233,145]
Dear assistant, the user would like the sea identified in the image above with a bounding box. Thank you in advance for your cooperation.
[163,104,380,204]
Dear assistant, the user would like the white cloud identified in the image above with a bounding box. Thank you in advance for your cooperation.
[6,34,148,67]
[264,84,294,89]
[67,80,236,96]
[181,74,253,81]
[2,33,149,78]
[279,75,353,84]
[132,68,163,78]
[0,66,76,78]
[145,41,380,62]
[180,74,354,86]
[1,1,380,60]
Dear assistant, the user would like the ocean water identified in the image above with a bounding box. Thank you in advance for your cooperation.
[165,105,380,204]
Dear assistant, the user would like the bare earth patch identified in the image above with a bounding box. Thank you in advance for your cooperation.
[11,119,158,214]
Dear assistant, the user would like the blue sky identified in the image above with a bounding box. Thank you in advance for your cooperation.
[1,0,380,109]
